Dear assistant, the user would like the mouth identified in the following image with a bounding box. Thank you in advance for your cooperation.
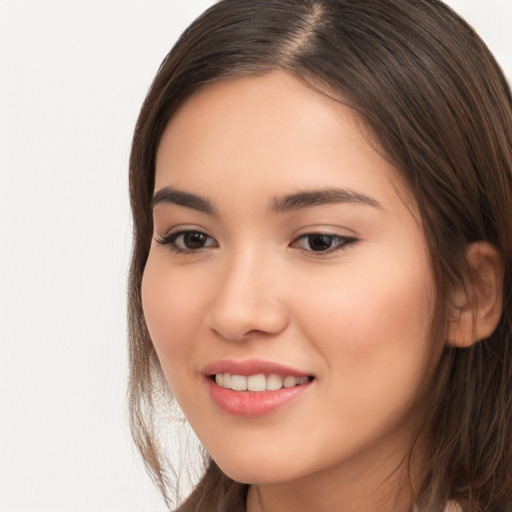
[202,359,315,417]
[211,373,313,392]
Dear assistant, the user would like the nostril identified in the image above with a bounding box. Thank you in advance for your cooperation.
[206,304,290,342]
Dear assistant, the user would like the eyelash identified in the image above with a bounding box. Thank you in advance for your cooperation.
[291,233,358,254]
[155,230,357,255]
[156,230,218,253]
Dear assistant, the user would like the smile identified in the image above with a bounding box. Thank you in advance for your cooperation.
[214,373,310,391]
[202,360,315,417]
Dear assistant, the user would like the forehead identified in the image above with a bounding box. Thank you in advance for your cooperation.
[154,71,416,214]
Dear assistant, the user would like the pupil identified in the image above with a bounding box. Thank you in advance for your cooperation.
[308,234,332,251]
[184,232,206,249]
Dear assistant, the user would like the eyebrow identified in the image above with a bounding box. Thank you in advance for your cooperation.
[151,187,218,214]
[150,186,382,215]
[271,188,382,213]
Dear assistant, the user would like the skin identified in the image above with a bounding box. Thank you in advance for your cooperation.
[142,72,441,512]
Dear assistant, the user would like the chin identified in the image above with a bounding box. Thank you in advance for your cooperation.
[211,451,308,486]
[219,467,293,486]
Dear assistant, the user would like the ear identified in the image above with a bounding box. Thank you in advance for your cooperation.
[447,242,504,348]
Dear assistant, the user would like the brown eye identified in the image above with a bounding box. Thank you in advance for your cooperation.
[306,234,335,251]
[156,230,217,252]
[292,233,357,253]
[182,232,209,249]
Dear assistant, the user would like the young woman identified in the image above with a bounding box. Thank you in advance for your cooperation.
[128,1,512,510]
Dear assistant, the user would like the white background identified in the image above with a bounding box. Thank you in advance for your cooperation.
[0,1,511,511]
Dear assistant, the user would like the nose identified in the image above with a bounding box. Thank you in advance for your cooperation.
[205,250,289,341]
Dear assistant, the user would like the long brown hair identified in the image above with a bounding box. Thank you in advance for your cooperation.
[128,1,512,510]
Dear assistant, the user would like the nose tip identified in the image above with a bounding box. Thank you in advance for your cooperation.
[208,300,289,341]
[206,266,289,342]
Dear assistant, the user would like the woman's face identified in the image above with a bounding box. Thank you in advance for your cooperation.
[142,72,438,491]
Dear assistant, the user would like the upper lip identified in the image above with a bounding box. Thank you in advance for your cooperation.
[202,359,312,378]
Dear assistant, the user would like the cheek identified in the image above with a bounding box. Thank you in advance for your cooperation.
[293,248,435,376]
[291,254,436,453]
[141,254,206,382]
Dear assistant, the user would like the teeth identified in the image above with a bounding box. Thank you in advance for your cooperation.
[214,373,310,391]
[230,375,247,391]
[283,375,297,388]
[247,374,266,392]
[266,374,283,391]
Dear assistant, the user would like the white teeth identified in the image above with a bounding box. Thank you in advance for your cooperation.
[230,375,247,391]
[266,374,283,391]
[247,374,266,392]
[214,372,310,391]
[283,376,297,388]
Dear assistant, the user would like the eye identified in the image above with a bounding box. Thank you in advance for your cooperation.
[156,230,218,253]
[291,233,357,253]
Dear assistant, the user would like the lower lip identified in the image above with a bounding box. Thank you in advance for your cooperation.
[206,378,312,418]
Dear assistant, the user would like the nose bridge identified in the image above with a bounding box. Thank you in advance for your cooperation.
[206,243,288,341]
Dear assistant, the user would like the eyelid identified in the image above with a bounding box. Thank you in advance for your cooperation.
[154,223,212,242]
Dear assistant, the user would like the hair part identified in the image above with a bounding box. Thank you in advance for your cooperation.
[128,1,512,510]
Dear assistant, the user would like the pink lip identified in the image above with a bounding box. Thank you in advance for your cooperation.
[202,359,313,418]
[202,358,310,378]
